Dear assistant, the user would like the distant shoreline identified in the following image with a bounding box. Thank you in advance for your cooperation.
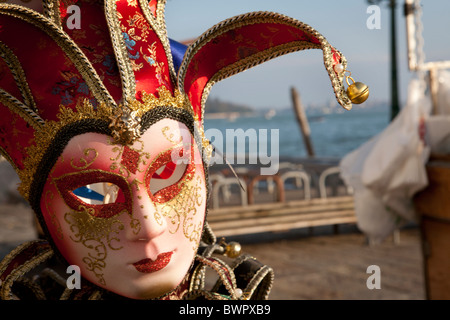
[204,112,256,120]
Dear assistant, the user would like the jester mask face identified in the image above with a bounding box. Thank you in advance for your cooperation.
[0,0,358,301]
[41,119,206,299]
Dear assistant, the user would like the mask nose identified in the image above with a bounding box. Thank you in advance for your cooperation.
[124,193,167,241]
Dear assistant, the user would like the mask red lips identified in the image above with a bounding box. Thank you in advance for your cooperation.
[133,252,173,273]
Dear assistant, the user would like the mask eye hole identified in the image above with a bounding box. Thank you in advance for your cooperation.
[72,183,125,205]
[146,146,194,203]
[54,171,131,219]
[149,160,188,195]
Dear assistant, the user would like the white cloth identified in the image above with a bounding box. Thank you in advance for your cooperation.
[340,78,431,244]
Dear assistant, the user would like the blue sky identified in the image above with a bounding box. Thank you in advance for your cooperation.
[164,1,450,111]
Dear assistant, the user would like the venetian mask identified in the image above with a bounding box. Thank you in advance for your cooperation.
[41,119,207,299]
[0,0,356,300]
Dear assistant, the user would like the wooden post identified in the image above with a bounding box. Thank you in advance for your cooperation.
[290,87,315,157]
[429,67,439,115]
[389,0,400,121]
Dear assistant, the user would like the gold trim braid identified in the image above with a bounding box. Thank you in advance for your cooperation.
[0,240,54,300]
[0,89,45,129]
[177,11,352,118]
[0,4,116,107]
[105,0,136,107]
[200,41,321,124]
[42,0,62,28]
[0,41,37,111]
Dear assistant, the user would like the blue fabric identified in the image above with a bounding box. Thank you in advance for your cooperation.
[169,38,188,74]
[73,186,104,202]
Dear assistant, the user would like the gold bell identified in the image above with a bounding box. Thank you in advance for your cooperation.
[225,241,242,258]
[346,75,369,104]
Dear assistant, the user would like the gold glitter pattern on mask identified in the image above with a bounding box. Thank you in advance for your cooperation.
[162,126,183,144]
[158,174,204,250]
[70,148,98,170]
[64,206,125,286]
[109,107,141,146]
[109,137,151,179]
[129,217,141,235]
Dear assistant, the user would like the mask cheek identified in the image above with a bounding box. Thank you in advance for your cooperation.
[41,178,129,287]
[154,171,207,248]
[39,182,77,260]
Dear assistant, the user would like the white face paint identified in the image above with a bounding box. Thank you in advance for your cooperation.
[40,119,207,299]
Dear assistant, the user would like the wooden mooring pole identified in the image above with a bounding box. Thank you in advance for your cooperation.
[290,87,315,157]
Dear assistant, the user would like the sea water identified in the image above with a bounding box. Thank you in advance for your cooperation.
[203,108,390,160]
